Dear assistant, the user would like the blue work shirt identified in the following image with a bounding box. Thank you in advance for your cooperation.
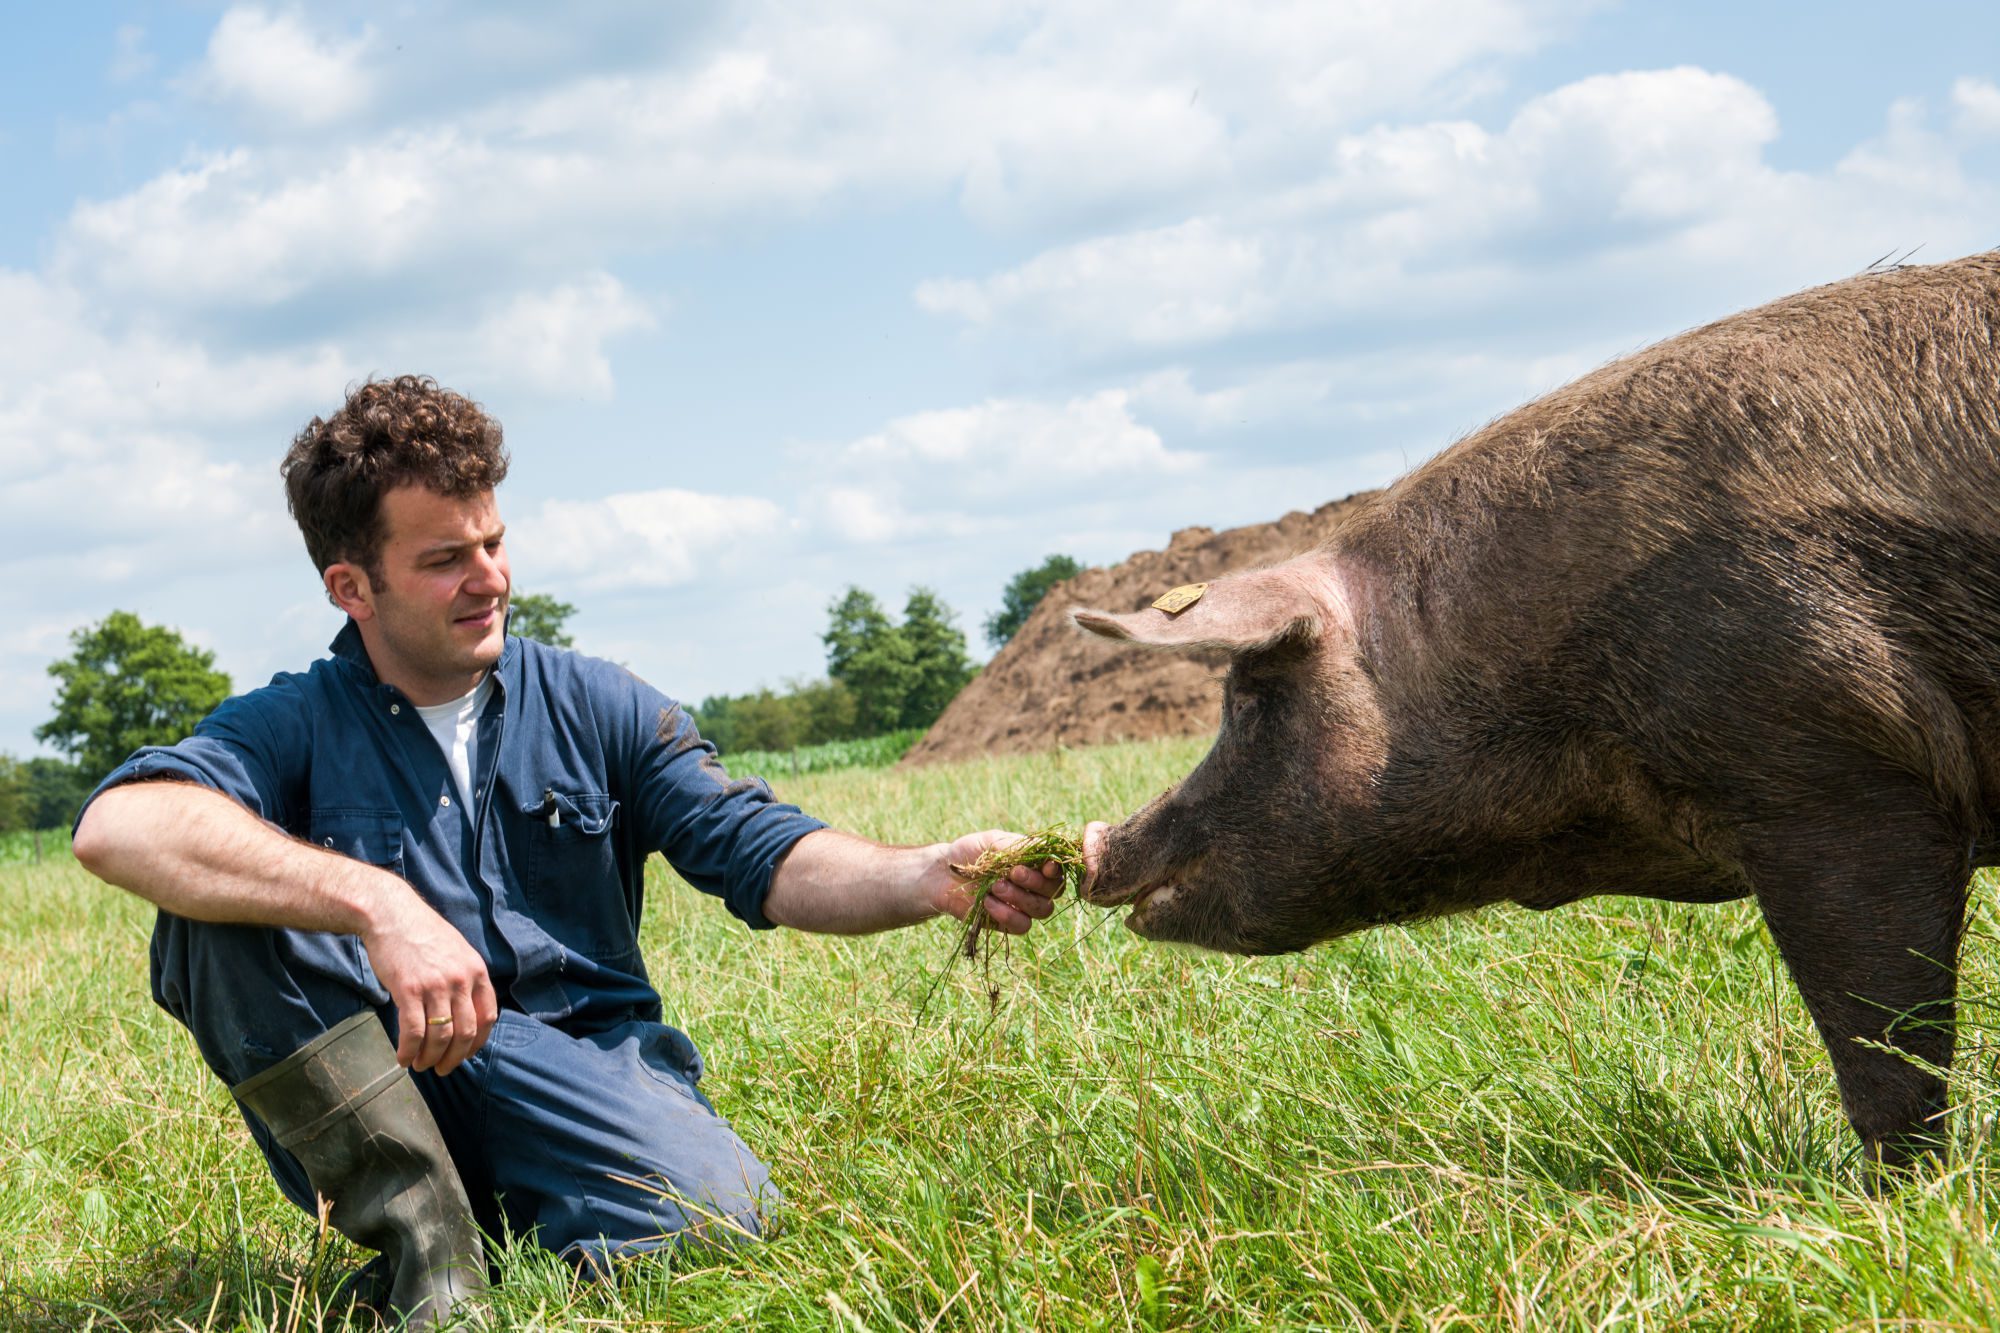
[84,620,827,1030]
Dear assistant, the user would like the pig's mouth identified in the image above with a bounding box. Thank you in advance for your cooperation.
[1124,883,1181,930]
[1088,879,1174,911]
[1088,858,1205,935]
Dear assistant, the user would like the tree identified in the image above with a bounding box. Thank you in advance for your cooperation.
[690,678,858,755]
[510,592,577,647]
[727,688,800,753]
[690,693,740,754]
[788,677,858,745]
[36,611,233,783]
[0,756,25,834]
[23,757,92,830]
[899,587,976,729]
[823,587,916,735]
[985,554,1082,648]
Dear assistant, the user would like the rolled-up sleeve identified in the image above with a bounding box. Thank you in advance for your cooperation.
[616,675,826,931]
[76,684,307,834]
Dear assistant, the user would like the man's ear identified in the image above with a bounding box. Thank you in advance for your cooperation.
[324,562,376,621]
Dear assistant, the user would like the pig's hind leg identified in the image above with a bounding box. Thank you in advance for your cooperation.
[1739,790,1976,1176]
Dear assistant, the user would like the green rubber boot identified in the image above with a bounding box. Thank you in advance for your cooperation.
[232,1010,488,1330]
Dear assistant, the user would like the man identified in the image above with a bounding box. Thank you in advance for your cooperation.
[72,376,1066,1329]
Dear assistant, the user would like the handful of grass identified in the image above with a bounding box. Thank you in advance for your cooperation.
[950,826,1086,964]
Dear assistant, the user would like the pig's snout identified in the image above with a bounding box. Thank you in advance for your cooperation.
[1078,817,1161,907]
[1081,810,1203,931]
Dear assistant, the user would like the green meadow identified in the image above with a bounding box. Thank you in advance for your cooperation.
[6,735,2000,1330]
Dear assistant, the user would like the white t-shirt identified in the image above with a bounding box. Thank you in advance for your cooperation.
[414,674,494,811]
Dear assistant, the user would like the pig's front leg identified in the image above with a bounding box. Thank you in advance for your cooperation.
[1740,790,1975,1175]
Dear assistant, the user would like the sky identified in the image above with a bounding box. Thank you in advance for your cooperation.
[3,1,1998,762]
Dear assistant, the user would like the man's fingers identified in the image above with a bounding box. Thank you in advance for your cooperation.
[434,986,479,1077]
[413,988,458,1072]
[394,1001,425,1068]
[1001,862,1064,898]
[980,894,1033,935]
[988,881,1056,920]
[472,973,501,1048]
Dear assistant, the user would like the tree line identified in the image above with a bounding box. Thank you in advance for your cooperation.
[691,555,1082,754]
[0,556,1082,831]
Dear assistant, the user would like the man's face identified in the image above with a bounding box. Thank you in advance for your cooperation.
[338,484,510,704]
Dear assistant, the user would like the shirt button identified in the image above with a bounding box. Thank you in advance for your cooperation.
[440,794,452,807]
[390,704,401,715]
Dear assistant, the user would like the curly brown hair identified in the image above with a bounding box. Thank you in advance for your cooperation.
[281,375,510,581]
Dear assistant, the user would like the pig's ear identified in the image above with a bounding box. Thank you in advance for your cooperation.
[1071,562,1334,653]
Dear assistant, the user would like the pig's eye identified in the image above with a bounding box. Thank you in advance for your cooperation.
[1229,690,1259,723]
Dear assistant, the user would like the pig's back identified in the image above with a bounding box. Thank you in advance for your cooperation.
[1344,253,2000,837]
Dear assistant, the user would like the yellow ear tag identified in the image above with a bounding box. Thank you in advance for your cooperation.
[1151,583,1208,615]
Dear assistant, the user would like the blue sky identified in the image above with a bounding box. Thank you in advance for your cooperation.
[4,1,1998,761]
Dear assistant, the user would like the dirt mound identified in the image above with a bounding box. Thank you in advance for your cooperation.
[903,491,1378,766]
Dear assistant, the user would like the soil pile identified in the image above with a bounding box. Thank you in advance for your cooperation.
[903,491,1378,766]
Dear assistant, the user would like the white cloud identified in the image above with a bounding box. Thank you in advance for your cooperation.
[846,390,1198,481]
[1125,350,1584,435]
[60,142,446,309]
[1831,97,1970,203]
[196,7,374,127]
[512,489,790,592]
[1953,76,2000,138]
[109,24,155,83]
[53,0,1593,322]
[915,67,1999,353]
[917,220,1273,345]
[816,487,932,545]
[798,392,1200,549]
[0,270,339,570]
[468,273,656,396]
[1506,67,1778,221]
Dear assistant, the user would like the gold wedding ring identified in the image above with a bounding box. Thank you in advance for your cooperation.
[427,1015,453,1026]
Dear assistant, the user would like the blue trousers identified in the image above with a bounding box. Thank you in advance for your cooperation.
[151,916,776,1269]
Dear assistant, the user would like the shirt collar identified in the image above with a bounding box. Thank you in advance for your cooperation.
[327,617,520,692]
[329,618,375,677]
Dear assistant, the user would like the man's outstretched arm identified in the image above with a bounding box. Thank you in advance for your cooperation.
[761,827,1065,935]
[73,781,498,1075]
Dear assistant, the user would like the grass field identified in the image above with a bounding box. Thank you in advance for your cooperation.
[6,735,2000,1330]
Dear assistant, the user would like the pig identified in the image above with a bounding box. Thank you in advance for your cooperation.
[1074,253,2000,1171]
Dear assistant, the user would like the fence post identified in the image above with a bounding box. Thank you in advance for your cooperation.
[33,829,42,864]
[790,748,800,778]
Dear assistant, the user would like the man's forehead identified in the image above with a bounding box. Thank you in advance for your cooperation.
[380,484,503,547]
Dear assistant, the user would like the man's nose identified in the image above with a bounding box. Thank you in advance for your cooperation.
[467,547,508,595]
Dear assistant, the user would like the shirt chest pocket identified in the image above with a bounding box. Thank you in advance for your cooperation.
[308,809,406,875]
[520,791,631,957]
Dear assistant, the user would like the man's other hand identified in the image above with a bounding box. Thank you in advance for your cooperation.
[361,890,500,1077]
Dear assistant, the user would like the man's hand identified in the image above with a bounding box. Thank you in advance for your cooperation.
[926,829,1067,936]
[764,827,1067,935]
[75,780,499,1077]
[359,891,500,1077]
